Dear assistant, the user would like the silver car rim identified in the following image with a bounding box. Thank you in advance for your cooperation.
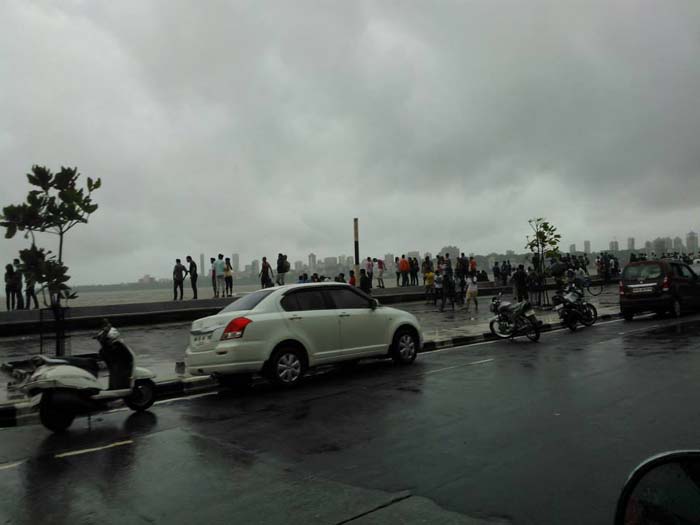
[398,334,416,359]
[277,353,301,383]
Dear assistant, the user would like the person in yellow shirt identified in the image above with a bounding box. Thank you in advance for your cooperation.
[424,270,435,303]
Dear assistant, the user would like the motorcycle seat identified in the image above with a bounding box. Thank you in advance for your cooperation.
[34,355,99,378]
[498,302,512,311]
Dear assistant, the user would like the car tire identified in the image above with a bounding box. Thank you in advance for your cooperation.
[671,298,682,318]
[622,310,634,322]
[391,329,418,365]
[268,347,306,387]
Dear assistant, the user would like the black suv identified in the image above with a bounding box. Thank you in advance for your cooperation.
[620,259,700,320]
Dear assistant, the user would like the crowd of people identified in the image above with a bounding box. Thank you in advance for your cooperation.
[3,258,39,311]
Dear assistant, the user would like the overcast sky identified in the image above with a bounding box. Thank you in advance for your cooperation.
[2,1,699,284]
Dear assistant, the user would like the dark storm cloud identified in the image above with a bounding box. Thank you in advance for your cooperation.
[1,0,699,283]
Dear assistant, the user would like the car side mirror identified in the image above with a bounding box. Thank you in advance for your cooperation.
[615,451,700,524]
[370,299,379,310]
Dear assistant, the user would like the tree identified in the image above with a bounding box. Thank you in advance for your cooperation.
[1,165,101,354]
[525,218,561,306]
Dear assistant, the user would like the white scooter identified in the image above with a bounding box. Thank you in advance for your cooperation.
[6,321,156,432]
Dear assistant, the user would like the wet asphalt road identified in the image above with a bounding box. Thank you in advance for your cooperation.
[3,313,700,524]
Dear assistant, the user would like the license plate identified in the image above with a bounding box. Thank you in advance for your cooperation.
[193,334,212,344]
[632,287,653,293]
[525,309,535,316]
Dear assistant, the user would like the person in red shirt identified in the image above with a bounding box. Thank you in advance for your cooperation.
[349,270,357,286]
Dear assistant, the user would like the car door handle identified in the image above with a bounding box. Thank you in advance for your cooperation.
[290,315,303,321]
[338,313,351,318]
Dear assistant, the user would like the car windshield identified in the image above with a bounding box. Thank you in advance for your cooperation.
[623,263,663,281]
[219,289,274,313]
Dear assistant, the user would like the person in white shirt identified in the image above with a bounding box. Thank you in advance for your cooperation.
[214,254,226,297]
[466,273,479,312]
[365,257,374,288]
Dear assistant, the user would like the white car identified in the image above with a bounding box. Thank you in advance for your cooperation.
[184,283,422,386]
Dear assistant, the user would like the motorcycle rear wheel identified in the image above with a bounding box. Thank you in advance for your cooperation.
[525,318,540,342]
[581,303,598,327]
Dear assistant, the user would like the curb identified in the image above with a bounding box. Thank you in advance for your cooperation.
[0,311,621,429]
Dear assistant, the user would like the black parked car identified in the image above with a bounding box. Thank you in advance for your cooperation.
[620,259,700,321]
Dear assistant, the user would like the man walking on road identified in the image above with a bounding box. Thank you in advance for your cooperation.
[210,257,217,297]
[186,255,198,299]
[173,258,187,300]
[512,264,528,302]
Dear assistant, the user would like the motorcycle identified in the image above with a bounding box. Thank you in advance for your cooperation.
[489,293,540,342]
[3,320,156,432]
[552,284,598,332]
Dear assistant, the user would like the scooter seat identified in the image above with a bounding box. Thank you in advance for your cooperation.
[34,356,100,378]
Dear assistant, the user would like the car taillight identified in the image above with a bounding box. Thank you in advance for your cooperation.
[619,281,624,296]
[662,276,670,292]
[221,317,252,340]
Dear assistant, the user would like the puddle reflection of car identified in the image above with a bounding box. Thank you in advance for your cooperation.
[620,259,700,321]
[184,283,422,387]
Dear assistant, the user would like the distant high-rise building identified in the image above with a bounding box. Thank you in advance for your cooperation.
[569,244,576,254]
[294,260,303,272]
[663,237,673,252]
[652,237,666,255]
[439,246,460,261]
[583,240,591,254]
[673,236,685,252]
[199,253,205,275]
[407,250,420,260]
[308,253,317,270]
[644,240,653,253]
[505,250,515,257]
[231,253,240,272]
[323,257,338,271]
[384,254,394,269]
[251,259,260,276]
[609,240,619,252]
[627,238,635,251]
[686,231,698,254]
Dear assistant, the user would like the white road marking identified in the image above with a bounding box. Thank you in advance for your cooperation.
[0,460,24,471]
[425,358,494,375]
[54,439,133,459]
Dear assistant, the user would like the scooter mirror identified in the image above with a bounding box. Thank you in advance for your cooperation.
[615,451,700,524]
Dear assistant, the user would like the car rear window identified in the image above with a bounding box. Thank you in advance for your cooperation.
[622,263,663,281]
[219,289,274,313]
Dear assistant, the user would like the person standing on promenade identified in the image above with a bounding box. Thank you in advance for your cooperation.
[465,273,479,313]
[424,268,435,304]
[493,261,501,284]
[433,269,444,308]
[12,259,24,310]
[365,257,374,288]
[215,254,226,296]
[260,256,274,288]
[399,255,410,287]
[224,257,234,297]
[349,270,356,287]
[394,257,401,287]
[185,255,198,299]
[5,264,19,311]
[276,253,286,286]
[210,257,217,297]
[24,271,39,310]
[375,258,385,288]
[359,269,371,294]
[444,253,453,279]
[512,264,528,302]
[173,258,186,300]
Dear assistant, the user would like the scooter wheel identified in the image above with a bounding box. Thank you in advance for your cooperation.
[39,392,75,433]
[525,318,540,342]
[125,379,156,412]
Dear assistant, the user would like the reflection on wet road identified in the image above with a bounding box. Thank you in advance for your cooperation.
[3,313,700,524]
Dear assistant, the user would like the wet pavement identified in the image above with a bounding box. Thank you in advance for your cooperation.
[2,312,700,524]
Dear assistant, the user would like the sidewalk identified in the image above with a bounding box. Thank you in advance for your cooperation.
[0,286,620,408]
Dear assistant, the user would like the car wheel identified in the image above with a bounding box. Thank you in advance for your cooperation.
[392,329,418,365]
[671,298,682,318]
[268,347,306,387]
[622,310,634,322]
